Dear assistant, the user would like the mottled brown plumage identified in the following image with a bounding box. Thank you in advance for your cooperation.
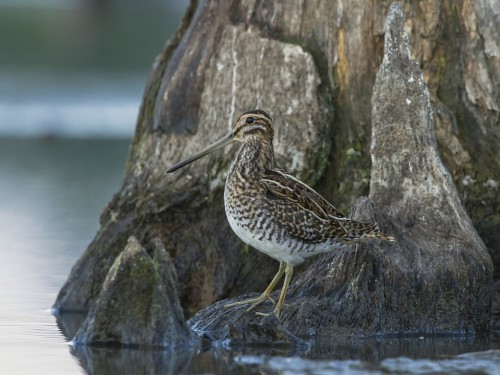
[167,109,393,317]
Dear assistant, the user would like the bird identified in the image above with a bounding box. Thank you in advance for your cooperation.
[167,109,394,318]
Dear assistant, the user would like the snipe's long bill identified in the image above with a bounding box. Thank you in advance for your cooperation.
[167,109,394,318]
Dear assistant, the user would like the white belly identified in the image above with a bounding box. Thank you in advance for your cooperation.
[223,173,343,266]
[226,210,312,266]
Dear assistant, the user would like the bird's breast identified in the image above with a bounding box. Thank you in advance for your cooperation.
[223,178,309,266]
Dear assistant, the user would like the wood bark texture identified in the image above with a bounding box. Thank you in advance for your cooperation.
[72,237,198,348]
[54,0,498,340]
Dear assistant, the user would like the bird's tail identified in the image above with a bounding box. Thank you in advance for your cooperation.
[338,220,395,244]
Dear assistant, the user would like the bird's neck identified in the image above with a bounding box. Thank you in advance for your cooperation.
[231,137,275,177]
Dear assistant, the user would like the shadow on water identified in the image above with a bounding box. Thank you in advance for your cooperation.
[56,311,500,375]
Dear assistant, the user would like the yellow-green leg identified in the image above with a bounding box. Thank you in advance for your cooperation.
[273,263,293,318]
[224,261,286,311]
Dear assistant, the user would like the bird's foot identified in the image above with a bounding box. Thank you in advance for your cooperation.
[224,292,275,311]
[255,304,283,318]
[255,311,271,317]
[223,293,287,318]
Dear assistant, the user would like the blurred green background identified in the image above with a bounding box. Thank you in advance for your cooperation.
[0,0,188,137]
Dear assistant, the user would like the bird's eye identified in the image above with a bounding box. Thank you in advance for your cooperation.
[246,117,255,124]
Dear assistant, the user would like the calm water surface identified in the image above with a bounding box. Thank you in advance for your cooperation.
[0,137,499,374]
[0,138,130,374]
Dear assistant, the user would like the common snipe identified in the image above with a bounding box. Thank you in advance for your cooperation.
[167,110,394,317]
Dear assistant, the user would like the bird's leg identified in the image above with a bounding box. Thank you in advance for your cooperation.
[254,263,294,318]
[224,261,286,310]
[273,263,293,318]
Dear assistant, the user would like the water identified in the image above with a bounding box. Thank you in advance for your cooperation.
[0,138,131,374]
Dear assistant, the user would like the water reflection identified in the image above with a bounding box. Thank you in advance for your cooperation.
[71,345,198,375]
[56,309,500,374]
[305,334,495,361]
[67,334,500,375]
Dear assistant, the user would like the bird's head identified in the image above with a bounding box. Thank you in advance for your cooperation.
[167,109,273,173]
[232,109,273,142]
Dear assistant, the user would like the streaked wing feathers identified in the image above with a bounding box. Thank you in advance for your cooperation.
[259,169,351,244]
[261,169,346,220]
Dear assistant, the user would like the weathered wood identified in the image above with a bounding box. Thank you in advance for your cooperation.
[369,2,492,333]
[54,0,498,343]
[72,236,198,348]
[188,3,492,341]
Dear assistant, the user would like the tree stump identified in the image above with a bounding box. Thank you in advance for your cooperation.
[54,0,498,346]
